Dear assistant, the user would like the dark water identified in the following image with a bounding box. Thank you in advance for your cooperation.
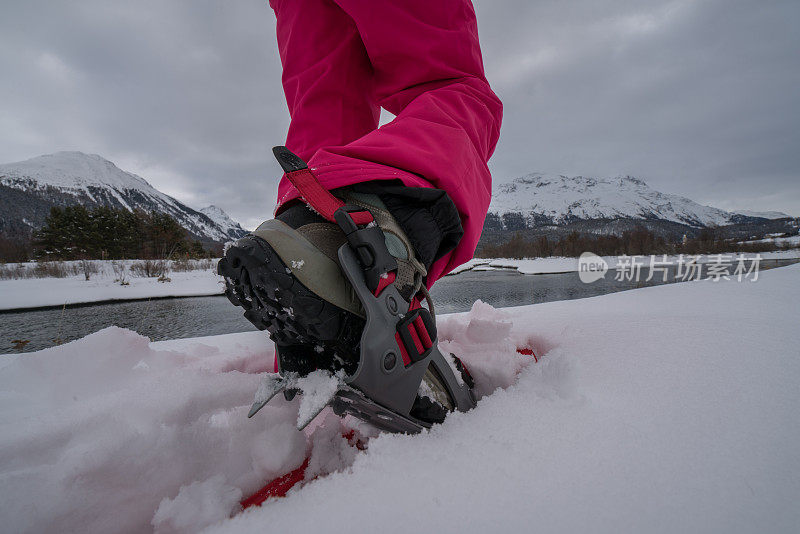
[2,258,796,355]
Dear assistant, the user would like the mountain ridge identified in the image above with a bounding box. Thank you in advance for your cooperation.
[0,152,247,243]
[489,172,791,228]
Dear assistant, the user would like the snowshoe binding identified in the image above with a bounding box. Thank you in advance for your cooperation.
[218,147,475,433]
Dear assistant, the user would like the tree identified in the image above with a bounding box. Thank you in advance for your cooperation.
[34,206,210,260]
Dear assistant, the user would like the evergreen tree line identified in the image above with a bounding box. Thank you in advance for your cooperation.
[34,205,213,260]
[478,227,797,259]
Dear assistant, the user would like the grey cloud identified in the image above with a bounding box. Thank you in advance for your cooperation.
[477,0,800,214]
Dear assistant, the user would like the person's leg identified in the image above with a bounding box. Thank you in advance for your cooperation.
[269,0,378,162]
[276,0,503,284]
[221,0,494,419]
[270,0,464,285]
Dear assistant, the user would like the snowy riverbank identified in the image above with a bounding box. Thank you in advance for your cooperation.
[454,249,800,275]
[0,259,225,311]
[1,264,798,533]
[3,250,799,312]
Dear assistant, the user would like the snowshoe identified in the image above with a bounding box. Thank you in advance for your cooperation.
[218,146,475,432]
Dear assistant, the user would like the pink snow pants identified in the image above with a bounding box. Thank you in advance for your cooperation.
[270,0,503,284]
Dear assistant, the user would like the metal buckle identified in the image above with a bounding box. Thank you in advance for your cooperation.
[334,206,398,293]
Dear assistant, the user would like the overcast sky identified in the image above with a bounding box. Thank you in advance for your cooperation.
[1,0,798,228]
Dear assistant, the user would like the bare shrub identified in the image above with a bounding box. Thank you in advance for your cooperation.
[130,259,170,278]
[0,263,29,280]
[111,261,130,286]
[171,258,215,272]
[0,261,74,279]
[33,261,70,278]
[79,259,99,281]
[171,258,191,272]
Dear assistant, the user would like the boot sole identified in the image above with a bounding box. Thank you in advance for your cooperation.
[218,236,365,373]
[251,219,364,318]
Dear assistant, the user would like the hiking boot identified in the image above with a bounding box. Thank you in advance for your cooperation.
[218,166,469,423]
[219,188,425,371]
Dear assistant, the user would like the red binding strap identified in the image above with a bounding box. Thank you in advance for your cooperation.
[284,168,373,225]
[413,316,433,348]
[395,332,412,366]
[284,168,343,222]
[407,324,425,354]
[348,211,374,225]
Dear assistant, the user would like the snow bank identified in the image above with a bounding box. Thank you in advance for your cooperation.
[447,257,584,275]
[745,235,800,246]
[0,328,275,533]
[452,251,800,275]
[0,260,224,311]
[1,265,799,533]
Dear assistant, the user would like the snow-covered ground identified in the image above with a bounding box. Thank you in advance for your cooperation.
[454,250,800,275]
[743,235,800,247]
[0,259,224,311]
[2,263,798,533]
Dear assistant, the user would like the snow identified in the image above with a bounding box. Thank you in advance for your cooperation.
[490,173,736,227]
[733,210,791,219]
[449,257,595,275]
[0,259,224,311]
[294,371,345,429]
[452,251,800,276]
[251,370,346,429]
[744,235,800,246]
[0,151,156,191]
[0,327,271,533]
[1,264,799,533]
[152,476,243,534]
[201,205,248,235]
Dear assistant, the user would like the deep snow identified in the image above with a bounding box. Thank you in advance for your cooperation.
[1,265,799,533]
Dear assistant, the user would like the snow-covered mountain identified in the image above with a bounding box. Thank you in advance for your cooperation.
[489,173,785,228]
[0,152,247,242]
[199,205,247,240]
[731,209,790,220]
